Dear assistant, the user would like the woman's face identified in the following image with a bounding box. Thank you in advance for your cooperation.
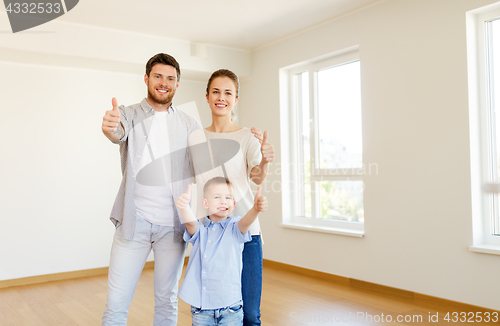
[206,76,239,118]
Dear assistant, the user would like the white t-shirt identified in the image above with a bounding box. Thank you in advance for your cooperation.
[134,111,175,226]
[189,127,262,235]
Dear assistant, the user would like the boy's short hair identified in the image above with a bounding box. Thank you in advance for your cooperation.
[203,177,233,196]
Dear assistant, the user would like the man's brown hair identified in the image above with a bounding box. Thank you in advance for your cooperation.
[145,53,181,81]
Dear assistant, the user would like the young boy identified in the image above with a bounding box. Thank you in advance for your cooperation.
[176,177,268,326]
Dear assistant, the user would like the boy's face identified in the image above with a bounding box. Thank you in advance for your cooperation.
[202,183,236,220]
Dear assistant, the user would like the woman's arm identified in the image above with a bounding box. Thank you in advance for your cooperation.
[250,162,269,186]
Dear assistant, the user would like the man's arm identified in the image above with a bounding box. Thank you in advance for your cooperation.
[176,184,199,235]
[239,186,268,234]
[102,97,125,142]
[250,130,275,185]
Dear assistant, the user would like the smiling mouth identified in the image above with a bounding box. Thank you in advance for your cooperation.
[157,89,169,94]
[215,103,227,108]
[217,207,228,211]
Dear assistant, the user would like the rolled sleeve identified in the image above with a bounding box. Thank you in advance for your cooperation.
[231,218,252,243]
[183,221,202,243]
[247,136,262,178]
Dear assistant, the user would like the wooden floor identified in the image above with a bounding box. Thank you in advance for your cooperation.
[0,264,494,325]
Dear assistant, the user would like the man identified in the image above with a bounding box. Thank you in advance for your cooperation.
[101,53,201,326]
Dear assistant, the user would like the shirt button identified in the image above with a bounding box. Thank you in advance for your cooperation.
[208,240,211,243]
[202,271,205,274]
[204,255,207,258]
[203,287,206,290]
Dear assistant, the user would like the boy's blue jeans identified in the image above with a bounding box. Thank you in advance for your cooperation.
[242,235,263,326]
[191,301,243,325]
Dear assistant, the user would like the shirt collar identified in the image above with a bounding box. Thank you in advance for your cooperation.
[203,216,231,229]
[140,98,176,114]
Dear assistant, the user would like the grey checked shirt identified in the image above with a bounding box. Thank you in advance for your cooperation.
[109,98,201,242]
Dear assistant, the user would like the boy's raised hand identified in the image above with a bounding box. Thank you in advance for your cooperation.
[177,184,197,233]
[253,186,268,212]
[177,184,192,210]
[102,97,121,134]
[240,186,268,234]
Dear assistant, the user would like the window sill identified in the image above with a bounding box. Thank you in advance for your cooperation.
[468,244,500,256]
[280,222,364,238]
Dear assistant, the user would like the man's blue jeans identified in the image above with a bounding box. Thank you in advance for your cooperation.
[102,216,186,326]
[241,235,263,326]
[191,300,243,325]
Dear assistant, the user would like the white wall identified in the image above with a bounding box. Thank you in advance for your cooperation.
[239,0,500,310]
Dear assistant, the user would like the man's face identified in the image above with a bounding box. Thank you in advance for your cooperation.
[144,63,179,106]
[202,183,236,220]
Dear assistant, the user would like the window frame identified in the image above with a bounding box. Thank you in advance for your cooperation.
[280,47,365,237]
[467,6,500,253]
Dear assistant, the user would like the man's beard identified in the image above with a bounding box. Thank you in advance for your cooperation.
[148,87,175,105]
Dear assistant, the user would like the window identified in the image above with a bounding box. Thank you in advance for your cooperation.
[485,16,500,238]
[467,6,500,253]
[280,48,365,237]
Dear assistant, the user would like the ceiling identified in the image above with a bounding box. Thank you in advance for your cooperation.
[58,0,381,50]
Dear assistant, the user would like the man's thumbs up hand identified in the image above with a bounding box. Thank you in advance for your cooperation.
[112,97,119,112]
[102,97,121,134]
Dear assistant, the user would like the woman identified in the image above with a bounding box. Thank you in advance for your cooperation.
[188,69,274,325]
